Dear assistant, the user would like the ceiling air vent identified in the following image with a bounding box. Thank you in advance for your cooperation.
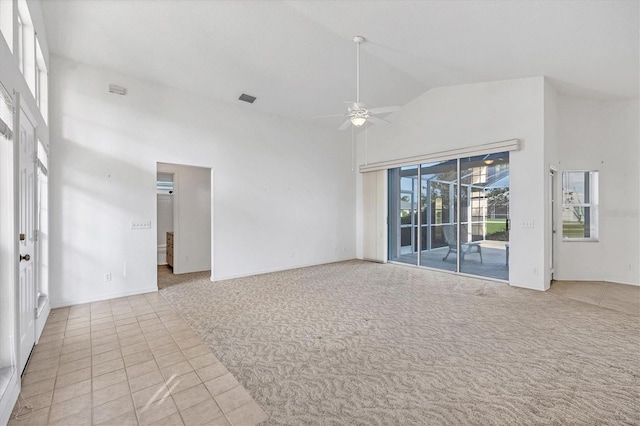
[109,84,127,96]
[238,93,256,104]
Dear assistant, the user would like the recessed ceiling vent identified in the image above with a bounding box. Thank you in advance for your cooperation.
[109,84,127,96]
[239,93,256,104]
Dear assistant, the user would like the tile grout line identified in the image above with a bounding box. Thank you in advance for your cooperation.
[119,298,142,426]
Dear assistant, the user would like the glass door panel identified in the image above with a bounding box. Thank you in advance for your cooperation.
[388,166,418,265]
[459,153,509,279]
[418,160,458,272]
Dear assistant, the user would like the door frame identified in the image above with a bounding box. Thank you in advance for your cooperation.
[549,167,557,281]
[156,162,213,280]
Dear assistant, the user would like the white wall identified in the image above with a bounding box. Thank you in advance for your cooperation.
[356,77,548,290]
[157,162,211,274]
[555,96,639,285]
[49,55,356,307]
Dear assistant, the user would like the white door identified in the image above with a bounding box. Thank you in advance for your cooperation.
[18,107,36,373]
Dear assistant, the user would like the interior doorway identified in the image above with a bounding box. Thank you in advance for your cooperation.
[156,163,212,289]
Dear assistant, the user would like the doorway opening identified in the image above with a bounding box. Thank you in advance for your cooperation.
[156,163,212,290]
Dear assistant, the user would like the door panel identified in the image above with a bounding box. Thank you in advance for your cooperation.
[18,108,36,373]
[459,154,510,280]
[417,160,458,272]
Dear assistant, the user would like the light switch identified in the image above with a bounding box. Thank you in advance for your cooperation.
[131,220,151,230]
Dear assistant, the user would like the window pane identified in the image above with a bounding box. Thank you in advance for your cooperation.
[562,206,591,238]
[388,166,418,265]
[563,171,588,204]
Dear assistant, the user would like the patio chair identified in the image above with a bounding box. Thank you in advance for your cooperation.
[442,224,483,263]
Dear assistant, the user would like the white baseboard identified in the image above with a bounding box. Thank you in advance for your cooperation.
[553,278,639,287]
[35,299,51,344]
[212,257,356,282]
[603,279,639,287]
[50,286,159,309]
[509,282,547,291]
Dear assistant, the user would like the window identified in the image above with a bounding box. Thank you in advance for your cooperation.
[36,39,48,123]
[562,171,598,241]
[17,13,23,72]
[0,0,13,52]
[157,173,174,194]
[17,0,36,95]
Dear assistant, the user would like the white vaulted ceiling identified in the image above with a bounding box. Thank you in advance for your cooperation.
[41,0,639,127]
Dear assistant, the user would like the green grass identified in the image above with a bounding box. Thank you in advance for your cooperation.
[486,219,508,235]
[562,222,586,238]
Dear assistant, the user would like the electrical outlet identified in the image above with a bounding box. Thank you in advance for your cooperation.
[522,220,535,228]
[532,267,538,275]
[626,264,633,270]
[104,272,112,282]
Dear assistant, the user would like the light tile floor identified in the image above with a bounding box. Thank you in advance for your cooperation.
[9,292,267,426]
[549,280,639,316]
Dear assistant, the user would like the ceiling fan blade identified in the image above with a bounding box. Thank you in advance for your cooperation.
[314,113,346,119]
[367,115,390,126]
[369,105,401,114]
[344,101,362,111]
[338,119,352,131]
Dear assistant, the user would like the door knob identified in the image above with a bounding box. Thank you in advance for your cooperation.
[20,254,30,262]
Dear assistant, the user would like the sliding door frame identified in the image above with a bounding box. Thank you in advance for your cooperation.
[384,150,513,283]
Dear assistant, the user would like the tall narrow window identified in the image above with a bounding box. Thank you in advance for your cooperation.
[562,171,599,241]
[17,0,35,95]
[0,0,13,52]
[36,39,48,123]
[17,14,23,73]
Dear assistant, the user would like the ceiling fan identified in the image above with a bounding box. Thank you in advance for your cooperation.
[317,36,400,130]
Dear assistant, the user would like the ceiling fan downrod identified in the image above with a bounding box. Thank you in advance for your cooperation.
[353,36,365,105]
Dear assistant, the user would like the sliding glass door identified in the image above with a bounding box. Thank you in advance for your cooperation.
[388,152,510,281]
[389,166,418,265]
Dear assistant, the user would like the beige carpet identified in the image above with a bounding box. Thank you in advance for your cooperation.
[160,260,640,425]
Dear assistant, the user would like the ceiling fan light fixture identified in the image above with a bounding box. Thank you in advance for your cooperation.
[351,116,367,127]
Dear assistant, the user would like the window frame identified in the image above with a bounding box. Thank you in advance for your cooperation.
[561,170,599,242]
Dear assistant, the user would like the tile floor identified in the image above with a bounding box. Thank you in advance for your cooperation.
[549,280,639,316]
[9,292,267,426]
